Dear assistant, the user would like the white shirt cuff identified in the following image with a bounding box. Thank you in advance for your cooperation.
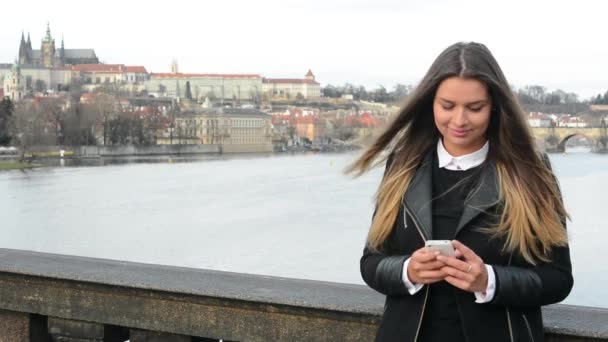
[402,257,424,295]
[474,265,496,303]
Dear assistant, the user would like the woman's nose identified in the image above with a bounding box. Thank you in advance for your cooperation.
[452,108,469,126]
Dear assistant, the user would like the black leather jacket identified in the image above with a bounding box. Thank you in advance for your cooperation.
[360,150,573,342]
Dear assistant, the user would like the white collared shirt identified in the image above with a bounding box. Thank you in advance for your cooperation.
[437,139,489,171]
[401,139,496,303]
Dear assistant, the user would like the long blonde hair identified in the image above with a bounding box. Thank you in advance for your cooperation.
[346,42,568,265]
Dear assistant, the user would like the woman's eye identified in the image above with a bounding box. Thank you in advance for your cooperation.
[469,107,483,112]
[441,105,454,110]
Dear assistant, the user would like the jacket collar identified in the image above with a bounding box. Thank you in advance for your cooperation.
[403,148,500,240]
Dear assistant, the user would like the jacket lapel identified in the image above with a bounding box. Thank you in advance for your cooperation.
[403,149,501,240]
[403,151,434,240]
[455,162,500,236]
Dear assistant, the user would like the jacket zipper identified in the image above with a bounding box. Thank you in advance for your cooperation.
[403,201,429,342]
[403,201,427,242]
[506,253,515,342]
[506,309,514,342]
[522,313,535,342]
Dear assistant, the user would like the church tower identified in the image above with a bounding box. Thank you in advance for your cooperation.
[4,60,25,102]
[57,35,66,66]
[41,23,56,68]
[305,69,315,81]
[171,59,179,74]
[18,32,29,65]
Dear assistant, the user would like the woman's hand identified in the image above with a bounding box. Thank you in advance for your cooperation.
[436,240,488,293]
[407,247,447,284]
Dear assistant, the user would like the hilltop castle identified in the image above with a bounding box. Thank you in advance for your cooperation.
[18,23,99,68]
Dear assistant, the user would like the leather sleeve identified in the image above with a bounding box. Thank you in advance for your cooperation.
[490,244,573,308]
[361,246,412,296]
[490,154,573,308]
[360,151,414,296]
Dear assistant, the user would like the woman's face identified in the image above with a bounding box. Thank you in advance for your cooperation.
[433,76,492,156]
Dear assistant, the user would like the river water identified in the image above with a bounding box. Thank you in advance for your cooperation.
[1,148,605,307]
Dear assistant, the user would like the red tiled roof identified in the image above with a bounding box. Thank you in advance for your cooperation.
[151,73,261,79]
[263,78,319,85]
[125,66,148,73]
[306,69,314,77]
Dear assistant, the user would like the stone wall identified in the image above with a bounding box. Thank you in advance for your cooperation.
[0,248,605,342]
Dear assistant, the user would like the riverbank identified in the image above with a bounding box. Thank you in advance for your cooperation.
[7,143,360,160]
[0,162,41,170]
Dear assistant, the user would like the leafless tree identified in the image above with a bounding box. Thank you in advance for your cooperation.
[37,97,67,145]
[84,93,117,145]
[13,102,53,161]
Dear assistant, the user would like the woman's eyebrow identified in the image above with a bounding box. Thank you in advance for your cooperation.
[437,98,487,105]
[466,100,488,106]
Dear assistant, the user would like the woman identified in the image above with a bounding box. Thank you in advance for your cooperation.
[348,42,573,342]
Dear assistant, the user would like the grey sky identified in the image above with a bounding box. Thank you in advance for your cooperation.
[1,0,606,98]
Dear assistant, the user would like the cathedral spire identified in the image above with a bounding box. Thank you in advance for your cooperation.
[18,31,28,64]
[43,22,52,42]
[59,34,65,64]
[41,22,56,68]
[26,32,32,50]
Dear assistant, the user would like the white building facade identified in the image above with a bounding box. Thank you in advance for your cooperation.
[262,70,321,99]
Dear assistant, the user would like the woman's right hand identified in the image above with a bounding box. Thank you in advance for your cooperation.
[407,247,447,284]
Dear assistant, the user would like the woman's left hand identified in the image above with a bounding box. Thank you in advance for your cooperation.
[436,240,488,293]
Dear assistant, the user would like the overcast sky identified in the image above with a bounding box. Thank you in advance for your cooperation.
[1,0,606,98]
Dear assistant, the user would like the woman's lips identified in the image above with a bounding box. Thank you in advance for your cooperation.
[450,128,470,137]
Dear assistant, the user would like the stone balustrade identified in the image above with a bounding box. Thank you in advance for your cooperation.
[0,248,605,342]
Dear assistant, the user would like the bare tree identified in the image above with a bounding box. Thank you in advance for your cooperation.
[142,106,169,145]
[37,97,67,145]
[0,98,15,145]
[85,93,117,145]
[107,108,145,145]
[63,102,98,145]
[14,102,53,161]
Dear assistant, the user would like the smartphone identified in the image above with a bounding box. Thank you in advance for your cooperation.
[425,240,456,257]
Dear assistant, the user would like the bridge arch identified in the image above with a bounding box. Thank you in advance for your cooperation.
[530,127,606,153]
[557,133,594,152]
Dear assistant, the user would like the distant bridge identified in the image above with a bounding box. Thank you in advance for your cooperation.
[531,126,608,152]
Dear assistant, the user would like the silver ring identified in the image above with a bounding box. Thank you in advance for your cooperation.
[466,263,472,273]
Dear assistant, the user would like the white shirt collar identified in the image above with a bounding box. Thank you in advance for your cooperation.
[437,139,489,171]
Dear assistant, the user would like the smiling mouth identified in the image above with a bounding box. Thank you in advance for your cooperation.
[451,129,470,135]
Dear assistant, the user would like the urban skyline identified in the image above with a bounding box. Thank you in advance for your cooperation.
[1,0,608,98]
